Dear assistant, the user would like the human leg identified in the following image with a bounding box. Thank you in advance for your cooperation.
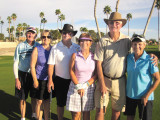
[20,100,26,118]
[95,108,105,120]
[83,111,90,120]
[36,99,43,119]
[71,111,81,120]
[57,106,64,120]
[43,99,50,120]
[31,98,37,118]
[111,109,120,120]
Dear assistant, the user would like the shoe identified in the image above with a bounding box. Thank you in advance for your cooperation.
[31,117,37,120]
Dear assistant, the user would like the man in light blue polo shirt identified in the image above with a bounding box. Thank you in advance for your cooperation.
[125,35,160,120]
[13,27,40,120]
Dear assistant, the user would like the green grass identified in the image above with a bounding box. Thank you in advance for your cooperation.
[0,48,160,119]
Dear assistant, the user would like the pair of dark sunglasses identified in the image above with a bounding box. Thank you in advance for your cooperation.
[41,36,51,39]
[62,31,71,35]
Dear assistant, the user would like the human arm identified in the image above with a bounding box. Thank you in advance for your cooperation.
[149,54,158,66]
[141,72,160,106]
[69,53,79,84]
[30,47,39,88]
[48,64,54,92]
[13,46,21,90]
[97,60,108,96]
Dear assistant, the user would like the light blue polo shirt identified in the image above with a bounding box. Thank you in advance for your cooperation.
[14,40,40,72]
[126,51,159,100]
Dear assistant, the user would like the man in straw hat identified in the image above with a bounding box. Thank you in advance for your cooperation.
[13,27,40,120]
[47,24,80,120]
[94,12,157,120]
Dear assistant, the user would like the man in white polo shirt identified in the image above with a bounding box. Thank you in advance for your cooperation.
[47,24,80,120]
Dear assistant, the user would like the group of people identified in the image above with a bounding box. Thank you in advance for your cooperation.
[13,11,160,120]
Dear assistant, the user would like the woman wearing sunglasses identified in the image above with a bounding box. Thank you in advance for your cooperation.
[66,33,97,120]
[30,30,52,120]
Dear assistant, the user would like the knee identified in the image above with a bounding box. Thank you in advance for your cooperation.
[37,100,43,105]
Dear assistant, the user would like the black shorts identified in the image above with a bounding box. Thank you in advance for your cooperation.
[54,76,71,107]
[125,96,153,120]
[15,70,33,100]
[34,80,50,100]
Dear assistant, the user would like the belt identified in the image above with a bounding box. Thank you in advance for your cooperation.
[103,74,124,80]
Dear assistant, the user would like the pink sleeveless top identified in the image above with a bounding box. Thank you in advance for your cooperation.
[75,52,96,83]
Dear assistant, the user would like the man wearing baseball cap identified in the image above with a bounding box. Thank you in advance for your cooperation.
[13,27,40,120]
[47,24,80,120]
[94,12,158,120]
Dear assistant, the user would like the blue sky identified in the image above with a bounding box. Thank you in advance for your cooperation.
[0,0,159,40]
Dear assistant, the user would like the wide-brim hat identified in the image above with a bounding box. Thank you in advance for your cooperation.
[26,27,37,34]
[59,24,77,36]
[104,12,127,27]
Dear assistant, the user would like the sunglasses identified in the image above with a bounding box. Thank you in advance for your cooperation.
[62,31,71,35]
[41,36,51,39]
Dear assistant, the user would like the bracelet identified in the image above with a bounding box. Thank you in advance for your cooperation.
[87,81,90,86]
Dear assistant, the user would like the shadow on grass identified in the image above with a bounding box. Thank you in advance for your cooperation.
[0,90,70,120]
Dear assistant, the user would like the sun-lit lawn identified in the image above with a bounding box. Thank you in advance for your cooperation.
[0,45,160,119]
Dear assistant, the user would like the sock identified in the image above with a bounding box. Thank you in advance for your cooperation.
[21,118,25,120]
[32,113,36,118]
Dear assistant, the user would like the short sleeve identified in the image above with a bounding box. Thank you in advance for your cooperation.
[94,39,104,61]
[47,46,56,65]
[14,45,20,62]
[150,60,159,74]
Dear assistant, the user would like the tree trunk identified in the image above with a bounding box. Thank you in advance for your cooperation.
[143,0,156,36]
[158,10,160,51]
[9,23,11,41]
[128,20,129,36]
[13,21,15,42]
[116,0,120,12]
[61,21,62,29]
[57,18,59,30]
[94,0,101,39]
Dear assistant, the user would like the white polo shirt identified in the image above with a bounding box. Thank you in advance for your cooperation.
[48,41,80,79]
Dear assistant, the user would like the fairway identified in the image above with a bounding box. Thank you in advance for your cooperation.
[0,56,160,120]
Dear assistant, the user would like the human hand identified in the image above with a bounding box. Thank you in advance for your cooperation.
[33,80,39,88]
[78,89,85,97]
[100,85,108,97]
[47,80,54,93]
[141,95,148,106]
[15,78,21,90]
[150,54,158,66]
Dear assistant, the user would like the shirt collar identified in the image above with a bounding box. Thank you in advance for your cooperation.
[58,41,74,48]
[131,50,147,60]
[104,32,128,42]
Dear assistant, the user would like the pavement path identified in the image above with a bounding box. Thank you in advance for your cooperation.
[0,48,15,56]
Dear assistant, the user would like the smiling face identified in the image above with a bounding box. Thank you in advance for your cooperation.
[41,32,51,45]
[108,21,122,33]
[62,31,73,42]
[79,39,92,51]
[26,31,36,43]
[132,41,146,57]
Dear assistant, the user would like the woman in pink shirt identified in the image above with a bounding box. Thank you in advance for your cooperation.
[66,33,97,120]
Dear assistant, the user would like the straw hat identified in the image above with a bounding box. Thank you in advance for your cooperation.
[104,12,127,27]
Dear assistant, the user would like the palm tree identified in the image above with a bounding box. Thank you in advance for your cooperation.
[41,18,47,30]
[11,13,17,41]
[80,27,88,33]
[126,13,132,36]
[10,26,14,41]
[59,14,65,29]
[155,0,160,50]
[143,0,156,36]
[103,5,112,34]
[115,0,120,12]
[55,9,61,29]
[94,0,101,39]
[22,23,27,36]
[7,16,12,41]
[0,20,4,33]
[39,12,44,33]
[16,23,23,41]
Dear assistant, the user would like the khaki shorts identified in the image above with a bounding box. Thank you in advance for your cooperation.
[94,76,126,111]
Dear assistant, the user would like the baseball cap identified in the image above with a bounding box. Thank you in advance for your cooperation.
[26,27,37,34]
